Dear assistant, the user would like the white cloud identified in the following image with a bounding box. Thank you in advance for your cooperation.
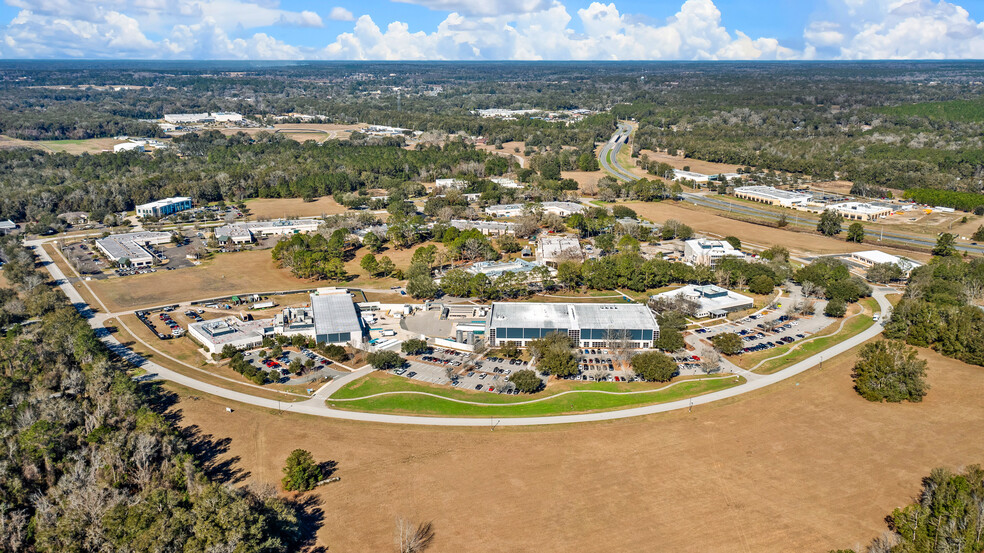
[329,6,355,21]
[805,0,984,59]
[390,0,556,17]
[2,0,984,60]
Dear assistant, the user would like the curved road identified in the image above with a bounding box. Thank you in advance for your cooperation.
[27,233,892,426]
[598,125,984,255]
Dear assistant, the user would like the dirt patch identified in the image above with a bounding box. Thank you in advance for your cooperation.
[561,170,603,194]
[0,135,125,154]
[476,141,527,167]
[166,346,984,552]
[244,197,350,220]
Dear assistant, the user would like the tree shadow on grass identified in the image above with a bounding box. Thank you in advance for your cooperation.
[290,493,328,553]
[181,423,251,484]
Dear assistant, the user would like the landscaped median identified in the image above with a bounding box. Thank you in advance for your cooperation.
[326,372,745,417]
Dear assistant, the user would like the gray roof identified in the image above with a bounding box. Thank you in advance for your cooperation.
[0,220,16,230]
[311,293,363,336]
[95,231,170,261]
[488,302,658,331]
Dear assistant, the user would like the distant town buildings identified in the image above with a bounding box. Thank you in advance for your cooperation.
[683,239,744,267]
[96,231,172,267]
[734,186,812,207]
[135,197,193,218]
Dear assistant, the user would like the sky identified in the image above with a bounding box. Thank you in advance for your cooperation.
[0,0,983,60]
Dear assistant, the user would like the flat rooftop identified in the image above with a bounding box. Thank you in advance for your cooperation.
[735,186,811,201]
[311,292,363,336]
[96,231,171,260]
[829,202,891,214]
[487,302,659,331]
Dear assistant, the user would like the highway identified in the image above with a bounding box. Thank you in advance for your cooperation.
[597,126,984,255]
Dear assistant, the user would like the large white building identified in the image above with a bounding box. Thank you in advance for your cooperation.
[213,219,322,244]
[486,302,659,349]
[538,235,583,264]
[189,289,366,354]
[448,219,516,236]
[652,285,754,318]
[485,201,585,218]
[827,202,892,221]
[683,239,744,267]
[734,186,811,207]
[435,178,467,190]
[163,112,242,124]
[849,250,922,276]
[188,317,271,354]
[96,231,172,267]
[136,197,193,218]
[491,177,523,189]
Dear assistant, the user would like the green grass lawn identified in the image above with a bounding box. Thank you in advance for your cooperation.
[40,139,88,145]
[749,298,878,375]
[327,372,743,417]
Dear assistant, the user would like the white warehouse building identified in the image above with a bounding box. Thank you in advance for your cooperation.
[486,302,659,349]
[96,231,172,267]
[652,285,754,318]
[214,219,322,244]
[734,186,811,207]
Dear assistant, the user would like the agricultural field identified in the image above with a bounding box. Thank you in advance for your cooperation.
[165,345,984,552]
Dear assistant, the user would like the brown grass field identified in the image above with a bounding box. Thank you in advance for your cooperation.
[165,346,984,552]
[218,123,365,143]
[0,135,125,154]
[638,148,746,176]
[244,197,350,219]
[623,200,932,260]
[87,241,438,311]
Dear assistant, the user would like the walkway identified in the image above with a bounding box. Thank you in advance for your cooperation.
[26,236,893,427]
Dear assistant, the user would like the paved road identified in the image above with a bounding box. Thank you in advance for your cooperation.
[26,234,893,427]
[597,126,984,255]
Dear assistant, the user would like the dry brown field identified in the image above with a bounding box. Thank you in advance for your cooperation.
[166,346,984,552]
[87,241,442,311]
[623,200,932,261]
[88,250,312,311]
[807,180,856,195]
[639,148,745,176]
[560,170,603,193]
[475,141,527,165]
[219,123,366,143]
[0,135,125,154]
[244,197,350,219]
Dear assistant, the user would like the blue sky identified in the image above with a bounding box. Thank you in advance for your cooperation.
[1,0,983,59]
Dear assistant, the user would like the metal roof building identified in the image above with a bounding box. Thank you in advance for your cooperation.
[95,231,172,267]
[486,302,659,349]
[734,186,812,207]
[311,291,366,346]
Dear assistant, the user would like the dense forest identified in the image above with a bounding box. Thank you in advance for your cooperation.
[0,237,312,551]
[3,61,984,204]
[885,255,984,366]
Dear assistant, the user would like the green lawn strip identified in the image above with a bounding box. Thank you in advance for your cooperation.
[327,372,743,417]
[751,311,876,375]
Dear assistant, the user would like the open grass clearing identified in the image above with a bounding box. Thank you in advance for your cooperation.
[243,196,351,219]
[638,148,745,176]
[328,371,742,417]
[165,344,984,552]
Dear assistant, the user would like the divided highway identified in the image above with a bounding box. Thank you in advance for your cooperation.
[598,126,984,255]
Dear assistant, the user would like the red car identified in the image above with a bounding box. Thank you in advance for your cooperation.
[488,386,494,392]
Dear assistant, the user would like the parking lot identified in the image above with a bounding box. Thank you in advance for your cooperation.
[693,308,834,355]
[241,347,349,385]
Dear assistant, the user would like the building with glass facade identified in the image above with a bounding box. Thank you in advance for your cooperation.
[486,302,659,349]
